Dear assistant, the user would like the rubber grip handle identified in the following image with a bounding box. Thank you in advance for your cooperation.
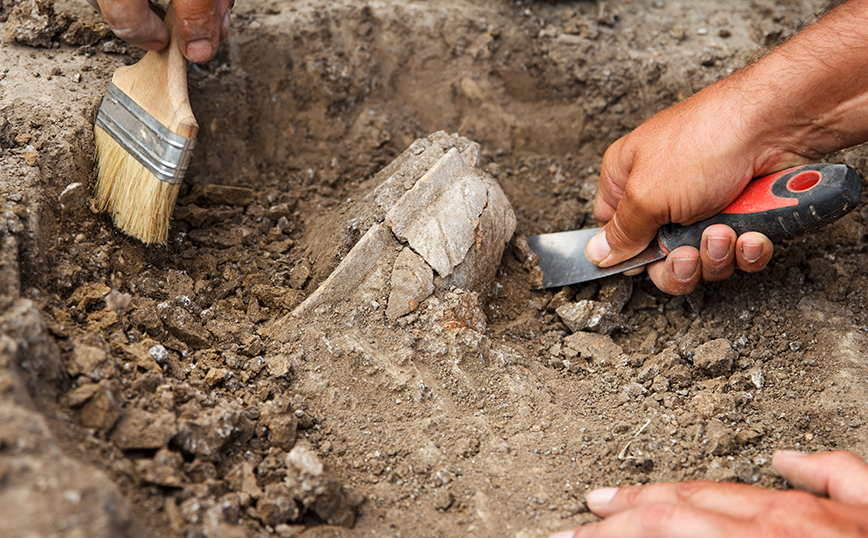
[657,163,862,254]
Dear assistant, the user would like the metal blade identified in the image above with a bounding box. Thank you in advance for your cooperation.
[526,228,666,288]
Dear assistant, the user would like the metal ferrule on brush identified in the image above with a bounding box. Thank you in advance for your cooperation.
[95,82,196,185]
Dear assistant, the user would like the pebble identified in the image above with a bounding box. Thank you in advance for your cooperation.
[692,339,736,377]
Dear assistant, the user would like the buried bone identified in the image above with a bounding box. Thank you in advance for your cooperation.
[286,133,516,323]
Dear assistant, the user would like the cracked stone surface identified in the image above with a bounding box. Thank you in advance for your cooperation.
[287,132,516,323]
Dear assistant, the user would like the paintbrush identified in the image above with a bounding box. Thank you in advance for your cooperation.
[93,1,198,245]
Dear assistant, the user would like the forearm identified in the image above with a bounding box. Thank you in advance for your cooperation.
[737,0,868,164]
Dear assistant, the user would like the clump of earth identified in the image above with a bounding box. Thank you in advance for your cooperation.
[3,0,868,537]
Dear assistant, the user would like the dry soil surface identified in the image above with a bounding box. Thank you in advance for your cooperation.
[3,0,868,537]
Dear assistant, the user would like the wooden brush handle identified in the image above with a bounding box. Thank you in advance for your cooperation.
[111,2,198,139]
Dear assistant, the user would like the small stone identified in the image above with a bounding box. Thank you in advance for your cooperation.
[160,306,212,348]
[705,419,735,455]
[289,260,311,289]
[563,331,623,364]
[265,354,294,378]
[111,409,177,450]
[597,274,632,312]
[22,145,38,166]
[204,367,231,387]
[691,390,735,418]
[256,484,300,526]
[748,367,764,389]
[75,379,123,431]
[433,490,454,511]
[693,338,736,377]
[556,300,626,334]
[69,343,115,381]
[172,403,254,460]
[105,290,133,314]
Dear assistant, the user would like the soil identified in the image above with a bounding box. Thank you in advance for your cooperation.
[3,0,868,537]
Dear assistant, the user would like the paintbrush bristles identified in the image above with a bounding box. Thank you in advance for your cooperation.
[94,126,180,245]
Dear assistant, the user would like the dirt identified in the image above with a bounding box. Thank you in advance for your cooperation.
[3,0,868,537]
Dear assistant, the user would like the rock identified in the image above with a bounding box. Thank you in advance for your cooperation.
[285,443,362,528]
[691,390,735,419]
[226,461,263,499]
[386,248,435,321]
[159,305,213,348]
[172,403,254,460]
[74,379,123,431]
[67,282,111,312]
[693,339,736,377]
[60,17,112,46]
[265,354,294,378]
[563,331,623,364]
[262,399,299,451]
[597,274,633,312]
[256,484,300,526]
[287,133,515,323]
[289,260,311,289]
[204,367,231,387]
[135,447,185,488]
[68,343,115,380]
[110,409,177,450]
[705,419,736,456]
[433,490,454,511]
[736,427,764,446]
[556,299,627,334]
[2,0,57,48]
[0,403,134,538]
[104,290,132,314]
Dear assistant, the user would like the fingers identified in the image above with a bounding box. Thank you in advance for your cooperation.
[640,227,771,294]
[174,0,228,63]
[699,224,736,281]
[735,232,773,273]
[95,0,169,50]
[583,481,771,520]
[773,450,868,505]
[549,502,741,538]
[646,245,701,295]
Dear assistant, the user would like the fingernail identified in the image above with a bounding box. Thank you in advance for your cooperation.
[585,229,611,264]
[707,236,729,262]
[673,257,697,280]
[223,10,231,34]
[185,39,215,62]
[586,487,618,509]
[742,243,762,263]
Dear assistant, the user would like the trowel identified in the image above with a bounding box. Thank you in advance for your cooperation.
[527,163,861,288]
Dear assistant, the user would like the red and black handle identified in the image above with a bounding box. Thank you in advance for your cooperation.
[657,163,862,254]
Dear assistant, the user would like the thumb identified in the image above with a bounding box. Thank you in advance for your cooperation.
[773,450,868,505]
[174,0,223,63]
[586,188,661,267]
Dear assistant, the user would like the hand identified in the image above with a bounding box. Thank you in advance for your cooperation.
[85,0,233,63]
[585,73,806,295]
[549,450,868,538]
[585,0,868,295]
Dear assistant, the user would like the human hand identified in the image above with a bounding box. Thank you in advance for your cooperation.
[585,0,868,295]
[549,450,868,538]
[584,73,809,295]
[85,0,233,63]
